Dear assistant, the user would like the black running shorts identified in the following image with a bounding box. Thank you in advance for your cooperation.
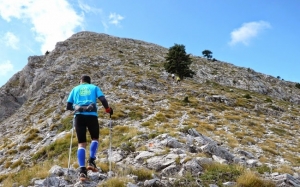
[74,114,99,143]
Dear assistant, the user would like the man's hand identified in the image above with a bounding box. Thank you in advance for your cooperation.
[105,107,113,115]
[75,105,83,112]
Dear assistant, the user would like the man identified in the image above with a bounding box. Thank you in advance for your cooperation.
[66,75,113,181]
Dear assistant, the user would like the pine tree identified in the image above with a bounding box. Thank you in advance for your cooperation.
[202,49,213,60]
[164,44,195,79]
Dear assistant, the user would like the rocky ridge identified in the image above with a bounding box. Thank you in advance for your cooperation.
[0,31,299,186]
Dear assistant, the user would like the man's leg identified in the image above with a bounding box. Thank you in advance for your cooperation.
[90,140,98,159]
[75,115,88,180]
[77,143,87,167]
[87,116,100,172]
[77,144,88,181]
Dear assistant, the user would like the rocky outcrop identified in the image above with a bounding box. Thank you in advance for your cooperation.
[28,129,300,187]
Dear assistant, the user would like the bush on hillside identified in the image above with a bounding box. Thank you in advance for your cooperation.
[164,44,195,79]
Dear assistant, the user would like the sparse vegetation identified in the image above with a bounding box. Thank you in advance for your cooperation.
[173,172,200,187]
[200,163,243,186]
[24,128,42,143]
[99,177,132,187]
[129,167,154,180]
[1,161,57,186]
[236,170,275,187]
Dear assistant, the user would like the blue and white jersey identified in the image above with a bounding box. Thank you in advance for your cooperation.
[67,83,104,116]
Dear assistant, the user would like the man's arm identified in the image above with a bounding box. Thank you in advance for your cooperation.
[98,96,109,109]
[66,102,74,111]
[98,96,113,115]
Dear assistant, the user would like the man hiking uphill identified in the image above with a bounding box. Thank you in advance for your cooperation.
[66,75,113,181]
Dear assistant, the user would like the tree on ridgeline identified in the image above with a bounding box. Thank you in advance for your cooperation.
[164,44,195,79]
[202,49,213,60]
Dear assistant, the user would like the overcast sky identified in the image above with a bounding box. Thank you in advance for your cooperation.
[0,0,300,87]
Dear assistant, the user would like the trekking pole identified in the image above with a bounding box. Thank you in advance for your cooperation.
[67,118,74,173]
[108,114,112,177]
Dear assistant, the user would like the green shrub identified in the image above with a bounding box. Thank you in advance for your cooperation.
[183,96,189,103]
[265,98,272,102]
[256,164,272,174]
[243,94,252,99]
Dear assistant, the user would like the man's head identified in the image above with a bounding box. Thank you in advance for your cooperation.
[81,75,91,84]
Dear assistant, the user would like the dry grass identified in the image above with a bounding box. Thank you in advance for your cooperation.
[10,159,23,169]
[261,146,279,156]
[258,156,269,163]
[6,149,18,155]
[236,170,275,187]
[274,164,294,174]
[153,112,167,122]
[1,161,53,186]
[226,134,239,148]
[224,114,242,121]
[235,98,249,107]
[7,142,17,149]
[98,162,116,173]
[283,153,300,166]
[200,163,244,186]
[214,129,227,138]
[128,167,154,180]
[240,136,257,145]
[99,126,138,150]
[98,177,132,187]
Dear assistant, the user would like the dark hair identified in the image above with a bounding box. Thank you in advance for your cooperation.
[81,75,91,84]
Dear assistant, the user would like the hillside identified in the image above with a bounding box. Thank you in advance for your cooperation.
[0,31,299,187]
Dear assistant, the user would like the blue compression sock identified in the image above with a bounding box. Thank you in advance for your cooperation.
[90,140,99,159]
[77,147,86,167]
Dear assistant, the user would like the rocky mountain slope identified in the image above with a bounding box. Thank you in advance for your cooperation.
[0,31,299,186]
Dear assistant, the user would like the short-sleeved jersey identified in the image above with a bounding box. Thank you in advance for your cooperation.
[67,83,104,116]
